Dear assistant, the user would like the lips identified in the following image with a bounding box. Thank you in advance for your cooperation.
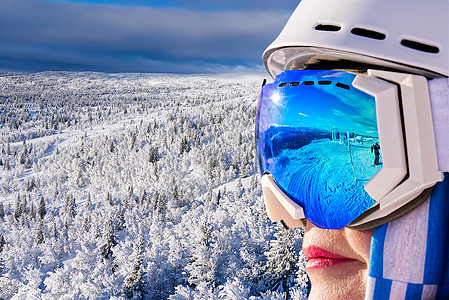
[303,246,356,269]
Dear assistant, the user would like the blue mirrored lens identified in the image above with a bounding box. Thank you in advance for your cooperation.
[256,70,381,229]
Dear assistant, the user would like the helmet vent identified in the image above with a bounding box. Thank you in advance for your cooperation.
[400,39,439,54]
[351,28,386,40]
[336,82,350,90]
[314,24,341,32]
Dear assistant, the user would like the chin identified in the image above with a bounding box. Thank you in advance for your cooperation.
[307,262,369,300]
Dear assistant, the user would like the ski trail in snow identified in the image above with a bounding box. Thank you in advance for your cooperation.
[12,108,173,183]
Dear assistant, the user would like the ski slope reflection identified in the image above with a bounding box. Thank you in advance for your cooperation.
[263,125,381,228]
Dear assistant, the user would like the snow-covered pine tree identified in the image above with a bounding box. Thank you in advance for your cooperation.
[0,203,4,220]
[153,161,159,181]
[179,136,188,155]
[14,195,23,221]
[148,146,159,163]
[52,222,58,239]
[35,222,44,245]
[206,185,213,205]
[82,215,91,233]
[106,192,113,207]
[100,220,118,261]
[64,195,75,219]
[139,190,147,207]
[25,158,32,169]
[37,196,46,220]
[155,193,166,217]
[85,193,92,210]
[29,202,36,221]
[236,177,243,197]
[124,235,146,299]
[186,219,215,291]
[264,222,297,294]
[0,234,5,252]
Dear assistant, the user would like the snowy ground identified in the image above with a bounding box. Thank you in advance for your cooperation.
[0,72,308,299]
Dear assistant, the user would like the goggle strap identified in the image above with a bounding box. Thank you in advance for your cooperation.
[429,77,449,173]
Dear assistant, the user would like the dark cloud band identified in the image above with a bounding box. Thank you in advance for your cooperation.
[0,0,294,73]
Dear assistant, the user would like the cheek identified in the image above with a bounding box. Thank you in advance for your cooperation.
[347,229,374,263]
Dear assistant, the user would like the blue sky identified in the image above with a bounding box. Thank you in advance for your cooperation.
[0,0,298,73]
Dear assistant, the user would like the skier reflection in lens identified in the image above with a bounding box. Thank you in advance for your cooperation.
[371,142,380,165]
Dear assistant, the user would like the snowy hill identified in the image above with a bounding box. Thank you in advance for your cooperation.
[0,72,307,299]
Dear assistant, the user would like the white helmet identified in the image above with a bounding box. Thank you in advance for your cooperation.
[263,0,449,79]
[259,0,449,229]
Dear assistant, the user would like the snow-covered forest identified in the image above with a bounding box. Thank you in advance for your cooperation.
[0,72,308,299]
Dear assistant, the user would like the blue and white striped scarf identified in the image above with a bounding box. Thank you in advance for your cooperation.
[366,76,449,299]
[366,173,449,299]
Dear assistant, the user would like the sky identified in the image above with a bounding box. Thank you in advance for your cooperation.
[0,0,299,74]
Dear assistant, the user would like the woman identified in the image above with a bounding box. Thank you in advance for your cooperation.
[256,0,449,298]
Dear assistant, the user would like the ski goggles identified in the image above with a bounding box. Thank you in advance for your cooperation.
[256,69,443,229]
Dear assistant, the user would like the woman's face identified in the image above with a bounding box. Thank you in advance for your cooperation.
[302,222,374,300]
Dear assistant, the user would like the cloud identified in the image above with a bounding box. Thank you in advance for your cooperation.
[0,0,294,73]
[50,0,299,12]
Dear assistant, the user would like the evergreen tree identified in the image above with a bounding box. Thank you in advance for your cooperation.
[25,158,32,169]
[4,159,10,171]
[264,222,297,293]
[155,193,166,216]
[216,190,221,206]
[130,132,137,150]
[29,202,36,220]
[148,146,159,163]
[116,210,125,231]
[19,151,26,165]
[52,222,58,239]
[86,193,92,210]
[21,196,28,216]
[0,203,4,220]
[236,177,243,196]
[82,215,91,232]
[139,190,147,206]
[251,174,259,191]
[14,195,22,221]
[172,184,179,204]
[35,222,44,245]
[239,161,250,178]
[124,235,146,299]
[186,220,215,290]
[151,191,159,211]
[153,161,159,181]
[100,220,118,260]
[38,196,46,220]
[127,186,135,208]
[106,192,113,206]
[206,185,213,205]
[0,234,5,252]
[179,136,189,155]
[65,195,75,219]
